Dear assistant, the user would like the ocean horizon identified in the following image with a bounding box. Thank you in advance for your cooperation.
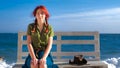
[0,33,120,68]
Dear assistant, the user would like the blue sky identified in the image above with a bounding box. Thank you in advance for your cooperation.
[0,0,120,33]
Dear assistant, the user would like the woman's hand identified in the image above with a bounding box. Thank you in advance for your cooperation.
[39,57,46,64]
[32,58,38,66]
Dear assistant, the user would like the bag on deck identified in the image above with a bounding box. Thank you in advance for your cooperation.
[69,55,87,65]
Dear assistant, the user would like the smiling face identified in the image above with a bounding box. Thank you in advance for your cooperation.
[35,9,46,23]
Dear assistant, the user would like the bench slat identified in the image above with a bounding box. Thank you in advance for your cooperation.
[53,40,98,44]
[52,52,99,56]
[54,32,99,36]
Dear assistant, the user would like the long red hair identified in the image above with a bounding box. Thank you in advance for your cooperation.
[32,5,49,33]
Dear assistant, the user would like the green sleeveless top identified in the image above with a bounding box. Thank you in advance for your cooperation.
[27,23,54,50]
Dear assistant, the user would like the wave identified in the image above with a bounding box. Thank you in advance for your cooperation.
[103,57,120,68]
[0,60,15,68]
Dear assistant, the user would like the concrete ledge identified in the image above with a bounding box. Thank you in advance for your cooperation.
[13,61,108,68]
[57,61,108,68]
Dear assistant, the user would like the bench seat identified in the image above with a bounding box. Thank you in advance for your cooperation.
[13,61,108,68]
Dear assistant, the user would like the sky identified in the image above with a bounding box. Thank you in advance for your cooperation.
[0,0,120,33]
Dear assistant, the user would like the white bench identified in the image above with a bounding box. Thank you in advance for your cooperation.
[13,31,108,68]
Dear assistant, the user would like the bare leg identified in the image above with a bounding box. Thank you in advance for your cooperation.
[31,61,38,68]
[39,63,47,68]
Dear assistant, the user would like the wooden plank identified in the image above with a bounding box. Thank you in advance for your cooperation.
[52,52,100,61]
[52,52,99,56]
[17,32,23,62]
[53,40,98,44]
[54,32,99,36]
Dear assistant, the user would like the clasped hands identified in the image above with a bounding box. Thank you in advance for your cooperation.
[32,57,46,66]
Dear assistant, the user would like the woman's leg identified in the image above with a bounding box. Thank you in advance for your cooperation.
[39,63,47,68]
[31,61,38,68]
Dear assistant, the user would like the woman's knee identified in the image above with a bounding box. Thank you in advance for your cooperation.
[39,64,47,68]
[31,61,38,68]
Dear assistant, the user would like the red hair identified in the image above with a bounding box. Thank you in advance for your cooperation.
[33,5,49,19]
[32,5,49,33]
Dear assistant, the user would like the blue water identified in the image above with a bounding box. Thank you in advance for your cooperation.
[0,33,120,68]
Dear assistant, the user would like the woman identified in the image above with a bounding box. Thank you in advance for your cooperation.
[22,5,58,68]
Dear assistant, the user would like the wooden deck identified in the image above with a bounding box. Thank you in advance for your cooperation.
[13,31,108,68]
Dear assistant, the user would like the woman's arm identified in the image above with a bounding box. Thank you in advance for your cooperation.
[27,35,38,65]
[27,35,36,59]
[42,37,53,59]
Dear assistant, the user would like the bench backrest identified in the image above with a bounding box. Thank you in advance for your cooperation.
[17,31,100,63]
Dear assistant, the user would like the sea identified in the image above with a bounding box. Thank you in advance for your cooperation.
[0,33,120,68]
